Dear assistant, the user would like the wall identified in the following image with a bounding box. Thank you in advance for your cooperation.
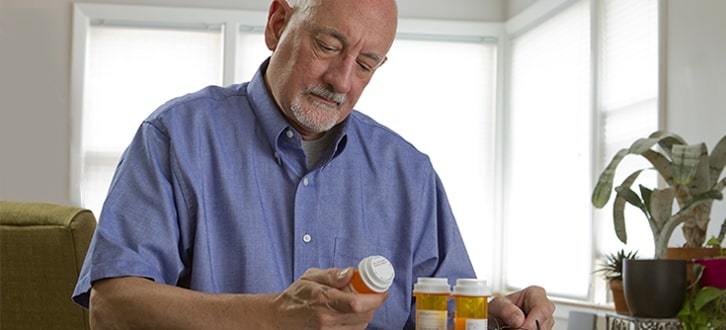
[664,0,726,247]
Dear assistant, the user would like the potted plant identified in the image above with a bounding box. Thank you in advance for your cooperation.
[591,131,726,259]
[693,227,726,291]
[678,261,726,329]
[594,249,639,315]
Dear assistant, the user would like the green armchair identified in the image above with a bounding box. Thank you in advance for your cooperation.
[1,201,96,330]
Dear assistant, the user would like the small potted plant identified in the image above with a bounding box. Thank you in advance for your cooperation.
[591,131,726,259]
[594,249,639,315]
[692,223,726,290]
[678,261,726,329]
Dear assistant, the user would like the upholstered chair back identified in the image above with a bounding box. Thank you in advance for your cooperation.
[1,201,96,330]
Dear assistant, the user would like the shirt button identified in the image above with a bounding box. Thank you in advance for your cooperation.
[303,177,309,186]
[302,234,312,243]
[286,130,294,138]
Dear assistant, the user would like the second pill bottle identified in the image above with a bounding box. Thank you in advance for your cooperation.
[452,278,490,330]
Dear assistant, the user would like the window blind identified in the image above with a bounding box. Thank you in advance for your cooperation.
[504,0,592,299]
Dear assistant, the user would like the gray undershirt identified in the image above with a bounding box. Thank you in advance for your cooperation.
[301,131,335,170]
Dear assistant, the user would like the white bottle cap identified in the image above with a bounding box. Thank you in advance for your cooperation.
[358,255,395,293]
[452,278,491,296]
[413,277,451,294]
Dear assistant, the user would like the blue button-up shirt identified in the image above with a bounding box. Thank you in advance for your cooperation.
[73,60,475,329]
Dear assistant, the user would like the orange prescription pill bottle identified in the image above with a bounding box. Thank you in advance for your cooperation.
[349,255,395,293]
[412,277,451,330]
[453,278,490,330]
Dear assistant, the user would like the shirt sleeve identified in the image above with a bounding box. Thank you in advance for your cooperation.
[73,119,189,307]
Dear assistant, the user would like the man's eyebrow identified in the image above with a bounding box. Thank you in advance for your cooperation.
[318,27,385,66]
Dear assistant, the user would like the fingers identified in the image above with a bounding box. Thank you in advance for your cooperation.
[489,295,526,327]
[520,286,555,330]
[272,267,387,328]
[300,267,354,290]
[299,268,387,314]
[488,286,556,330]
[327,286,388,313]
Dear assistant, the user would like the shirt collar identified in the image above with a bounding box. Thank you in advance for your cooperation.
[246,58,292,151]
[246,58,350,161]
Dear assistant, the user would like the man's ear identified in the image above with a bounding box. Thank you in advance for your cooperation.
[264,0,292,51]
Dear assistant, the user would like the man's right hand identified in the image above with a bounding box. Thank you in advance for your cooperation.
[89,267,388,330]
[270,267,389,329]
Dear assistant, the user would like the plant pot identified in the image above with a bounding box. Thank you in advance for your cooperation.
[694,257,726,289]
[623,259,687,318]
[665,246,721,284]
[608,278,630,315]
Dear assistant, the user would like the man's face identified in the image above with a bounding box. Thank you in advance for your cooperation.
[264,0,397,140]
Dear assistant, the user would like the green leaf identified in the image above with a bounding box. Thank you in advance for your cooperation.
[640,185,653,215]
[676,190,724,217]
[591,131,686,208]
[642,149,675,185]
[610,170,648,244]
[672,144,707,185]
[709,135,726,188]
[616,185,649,219]
[649,187,675,230]
[693,286,723,311]
[650,130,687,158]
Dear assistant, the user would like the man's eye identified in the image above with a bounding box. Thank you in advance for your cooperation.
[317,41,337,52]
[358,62,374,72]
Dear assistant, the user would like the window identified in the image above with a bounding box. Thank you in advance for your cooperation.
[80,24,225,214]
[504,0,658,301]
[357,36,498,282]
[71,4,270,216]
[505,0,592,300]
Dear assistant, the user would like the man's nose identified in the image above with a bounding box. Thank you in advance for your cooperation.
[323,55,356,94]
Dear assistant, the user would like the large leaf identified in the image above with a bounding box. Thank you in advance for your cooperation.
[709,134,726,188]
[640,185,653,214]
[649,187,675,231]
[676,190,725,217]
[693,286,723,311]
[611,170,648,244]
[592,132,685,208]
[642,149,673,185]
[671,144,704,183]
[651,131,686,153]
[616,185,648,213]
[672,144,709,193]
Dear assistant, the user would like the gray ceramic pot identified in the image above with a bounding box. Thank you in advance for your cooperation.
[622,259,687,318]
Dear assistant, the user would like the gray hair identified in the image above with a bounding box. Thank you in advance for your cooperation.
[286,0,317,9]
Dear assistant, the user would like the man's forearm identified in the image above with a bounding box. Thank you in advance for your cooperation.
[89,276,275,329]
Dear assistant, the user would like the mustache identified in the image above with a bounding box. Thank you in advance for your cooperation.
[304,86,345,107]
